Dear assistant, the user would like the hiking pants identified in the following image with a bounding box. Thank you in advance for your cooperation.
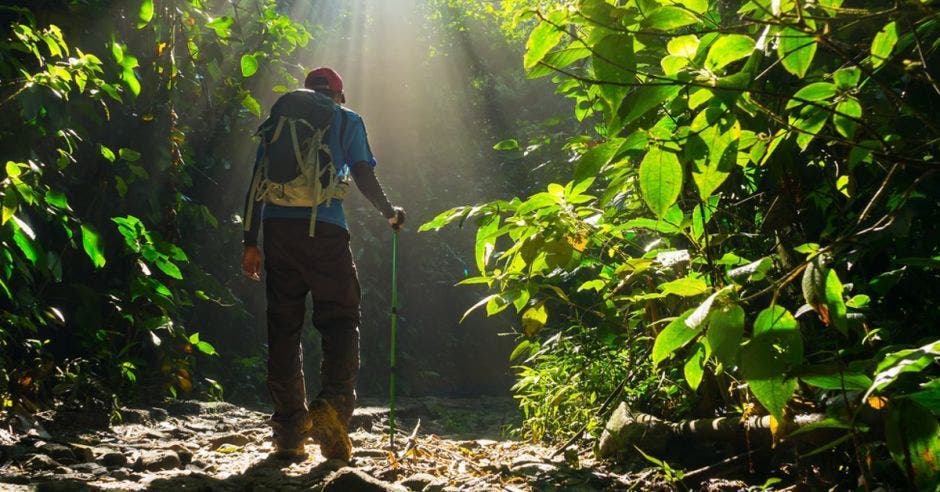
[262,218,360,441]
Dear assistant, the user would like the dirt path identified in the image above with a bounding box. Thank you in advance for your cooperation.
[0,397,689,491]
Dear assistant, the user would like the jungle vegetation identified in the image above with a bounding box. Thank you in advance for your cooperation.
[1,0,939,489]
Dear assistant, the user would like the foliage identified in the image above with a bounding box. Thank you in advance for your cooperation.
[0,0,309,411]
[423,0,940,485]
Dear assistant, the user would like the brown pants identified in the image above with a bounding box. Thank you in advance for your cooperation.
[263,219,360,442]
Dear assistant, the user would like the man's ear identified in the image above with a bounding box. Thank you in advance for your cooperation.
[339,93,346,104]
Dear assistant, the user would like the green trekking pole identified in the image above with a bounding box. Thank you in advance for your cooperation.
[388,228,399,449]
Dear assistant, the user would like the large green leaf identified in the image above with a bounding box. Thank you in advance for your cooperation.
[778,25,817,78]
[652,309,697,366]
[824,269,848,334]
[688,107,739,200]
[833,98,862,139]
[705,303,745,371]
[684,343,707,390]
[638,147,683,218]
[705,35,755,72]
[787,82,837,109]
[524,11,566,70]
[614,83,682,133]
[81,224,106,268]
[240,54,259,78]
[871,21,898,68]
[593,34,635,114]
[659,276,708,297]
[521,302,548,337]
[527,47,591,79]
[641,6,699,31]
[137,0,154,28]
[739,306,802,422]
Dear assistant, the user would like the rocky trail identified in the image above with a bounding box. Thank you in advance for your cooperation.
[0,397,752,491]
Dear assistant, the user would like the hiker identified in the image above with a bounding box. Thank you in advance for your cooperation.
[240,66,405,461]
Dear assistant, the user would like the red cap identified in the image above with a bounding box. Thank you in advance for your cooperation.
[304,67,343,93]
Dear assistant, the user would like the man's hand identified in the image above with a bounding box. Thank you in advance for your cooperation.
[242,245,262,281]
[388,206,406,230]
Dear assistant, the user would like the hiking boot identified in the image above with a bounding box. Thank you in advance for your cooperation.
[307,398,352,461]
[271,438,307,461]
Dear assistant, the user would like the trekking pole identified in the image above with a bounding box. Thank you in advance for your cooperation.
[388,228,399,449]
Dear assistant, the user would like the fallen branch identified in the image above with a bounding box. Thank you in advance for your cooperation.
[597,402,828,459]
[396,419,421,461]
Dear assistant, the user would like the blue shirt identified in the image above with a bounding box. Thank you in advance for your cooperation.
[260,105,375,230]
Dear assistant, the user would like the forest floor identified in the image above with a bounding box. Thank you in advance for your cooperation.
[0,397,754,491]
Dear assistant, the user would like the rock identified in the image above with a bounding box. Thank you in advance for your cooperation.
[67,444,94,463]
[33,479,90,492]
[169,443,194,465]
[399,472,443,491]
[596,402,672,460]
[136,450,181,471]
[37,443,76,464]
[25,453,61,470]
[148,407,169,421]
[96,448,127,468]
[322,467,408,492]
[200,401,239,415]
[117,408,151,425]
[164,400,202,416]
[208,432,251,448]
[69,462,107,475]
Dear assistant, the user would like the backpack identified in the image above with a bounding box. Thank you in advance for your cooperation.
[243,89,350,237]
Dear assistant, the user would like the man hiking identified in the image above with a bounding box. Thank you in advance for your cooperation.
[240,66,405,461]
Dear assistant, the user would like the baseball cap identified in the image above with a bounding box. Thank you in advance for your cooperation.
[304,67,344,93]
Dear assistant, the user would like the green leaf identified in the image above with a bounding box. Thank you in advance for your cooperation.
[667,35,699,58]
[870,21,898,68]
[778,26,817,78]
[510,340,533,362]
[705,303,745,371]
[787,82,837,109]
[156,258,182,279]
[240,54,259,78]
[833,67,861,89]
[641,6,699,31]
[2,191,17,225]
[739,306,802,422]
[866,341,940,399]
[688,108,738,200]
[5,161,21,178]
[475,214,499,273]
[137,0,154,28]
[800,371,872,391]
[196,340,217,356]
[728,257,773,283]
[638,147,683,218]
[44,190,68,209]
[493,139,520,151]
[122,65,140,97]
[242,94,261,117]
[12,221,39,264]
[652,309,696,366]
[100,145,116,162]
[790,107,828,150]
[527,47,592,79]
[824,268,848,335]
[684,343,706,390]
[524,11,566,70]
[119,148,141,162]
[521,302,548,337]
[205,16,235,39]
[81,224,106,268]
[574,138,622,184]
[659,276,708,297]
[593,34,635,112]
[615,83,682,132]
[833,98,862,139]
[705,35,755,72]
[885,400,940,489]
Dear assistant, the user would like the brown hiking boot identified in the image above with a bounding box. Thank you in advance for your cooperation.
[271,437,307,461]
[307,398,352,461]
